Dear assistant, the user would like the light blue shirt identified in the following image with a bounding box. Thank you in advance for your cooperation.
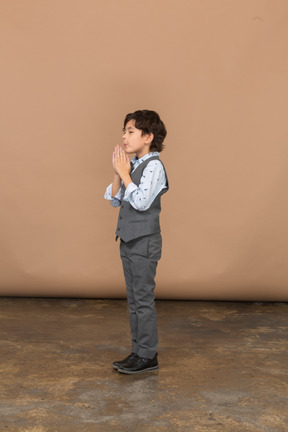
[104,152,167,211]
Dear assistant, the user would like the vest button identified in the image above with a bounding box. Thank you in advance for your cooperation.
[120,216,123,220]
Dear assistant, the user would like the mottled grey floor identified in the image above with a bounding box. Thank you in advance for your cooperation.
[0,298,288,431]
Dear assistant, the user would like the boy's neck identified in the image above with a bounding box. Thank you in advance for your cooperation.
[135,149,151,159]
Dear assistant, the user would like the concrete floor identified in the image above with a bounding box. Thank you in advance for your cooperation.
[0,298,288,432]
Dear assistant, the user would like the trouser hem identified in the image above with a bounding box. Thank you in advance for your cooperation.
[137,349,157,359]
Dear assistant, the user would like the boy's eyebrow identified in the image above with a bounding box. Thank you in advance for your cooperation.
[123,126,136,131]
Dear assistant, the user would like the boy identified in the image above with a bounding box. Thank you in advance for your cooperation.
[104,109,169,374]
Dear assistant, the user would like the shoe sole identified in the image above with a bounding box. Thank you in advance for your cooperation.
[117,365,159,375]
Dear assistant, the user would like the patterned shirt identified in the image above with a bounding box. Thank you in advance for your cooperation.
[104,152,167,211]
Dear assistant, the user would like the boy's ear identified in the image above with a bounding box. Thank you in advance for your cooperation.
[145,133,154,144]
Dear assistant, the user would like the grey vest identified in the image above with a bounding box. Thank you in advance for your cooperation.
[116,156,169,242]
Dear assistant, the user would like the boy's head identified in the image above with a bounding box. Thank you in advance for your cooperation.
[123,110,167,152]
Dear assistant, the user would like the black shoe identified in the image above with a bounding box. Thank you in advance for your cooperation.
[112,352,137,370]
[118,353,158,374]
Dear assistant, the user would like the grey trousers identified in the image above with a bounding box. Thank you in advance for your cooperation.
[120,233,162,359]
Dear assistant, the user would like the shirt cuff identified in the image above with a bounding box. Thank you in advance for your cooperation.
[104,184,121,199]
[104,184,122,207]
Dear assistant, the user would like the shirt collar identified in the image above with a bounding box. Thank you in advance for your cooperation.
[131,152,160,167]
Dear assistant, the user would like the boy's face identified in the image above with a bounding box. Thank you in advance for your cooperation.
[122,120,153,159]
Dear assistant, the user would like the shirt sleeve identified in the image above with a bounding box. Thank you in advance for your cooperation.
[104,183,124,207]
[123,160,167,211]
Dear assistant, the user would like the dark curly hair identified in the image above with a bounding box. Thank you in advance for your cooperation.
[123,110,167,152]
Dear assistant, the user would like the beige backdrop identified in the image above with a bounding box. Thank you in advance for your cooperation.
[1,0,288,300]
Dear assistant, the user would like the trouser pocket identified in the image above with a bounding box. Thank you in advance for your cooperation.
[147,233,162,262]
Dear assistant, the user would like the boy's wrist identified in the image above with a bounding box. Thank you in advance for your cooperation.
[121,174,132,189]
